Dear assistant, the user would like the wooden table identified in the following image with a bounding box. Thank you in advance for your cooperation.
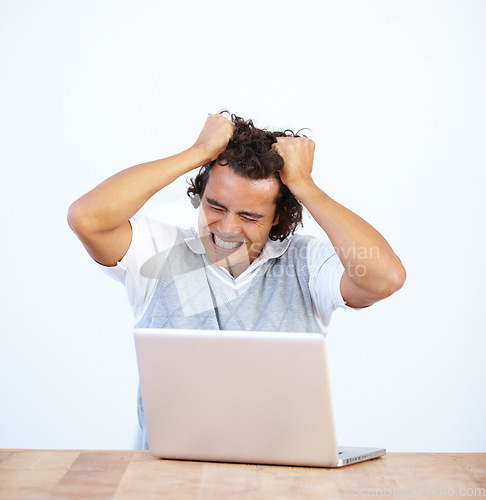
[0,450,485,499]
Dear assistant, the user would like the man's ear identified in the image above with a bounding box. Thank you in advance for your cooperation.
[272,211,281,226]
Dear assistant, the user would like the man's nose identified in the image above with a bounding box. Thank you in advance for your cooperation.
[218,213,241,237]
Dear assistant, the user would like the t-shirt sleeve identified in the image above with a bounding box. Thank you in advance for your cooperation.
[94,215,178,324]
[307,237,361,329]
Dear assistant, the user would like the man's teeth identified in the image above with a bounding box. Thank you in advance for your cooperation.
[214,234,241,250]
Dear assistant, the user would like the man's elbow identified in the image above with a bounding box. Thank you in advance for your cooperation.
[379,261,406,299]
[67,201,80,232]
[67,200,94,238]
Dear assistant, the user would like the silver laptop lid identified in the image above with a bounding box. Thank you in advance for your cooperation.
[134,328,339,467]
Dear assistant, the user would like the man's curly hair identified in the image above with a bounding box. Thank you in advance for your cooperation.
[187,112,304,242]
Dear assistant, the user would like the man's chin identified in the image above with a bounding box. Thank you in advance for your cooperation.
[211,251,250,269]
[207,248,251,277]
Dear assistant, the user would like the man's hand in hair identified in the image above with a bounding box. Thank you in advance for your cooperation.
[272,136,316,192]
[192,113,236,164]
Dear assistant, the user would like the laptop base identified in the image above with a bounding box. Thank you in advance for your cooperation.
[335,446,386,467]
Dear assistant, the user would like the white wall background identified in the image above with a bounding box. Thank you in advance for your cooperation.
[1,0,485,452]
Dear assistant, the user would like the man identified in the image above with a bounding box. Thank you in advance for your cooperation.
[68,112,406,448]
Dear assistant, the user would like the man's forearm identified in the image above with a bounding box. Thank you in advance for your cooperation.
[68,146,209,234]
[290,179,405,297]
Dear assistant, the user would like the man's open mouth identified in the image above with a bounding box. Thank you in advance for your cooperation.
[212,233,244,251]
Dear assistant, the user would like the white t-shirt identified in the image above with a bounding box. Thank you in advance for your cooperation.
[96,215,354,328]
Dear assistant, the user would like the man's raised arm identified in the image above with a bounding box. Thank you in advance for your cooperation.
[272,136,406,308]
[67,114,234,267]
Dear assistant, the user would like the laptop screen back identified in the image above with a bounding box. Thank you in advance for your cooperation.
[135,328,339,467]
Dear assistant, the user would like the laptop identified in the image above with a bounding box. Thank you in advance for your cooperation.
[134,328,385,467]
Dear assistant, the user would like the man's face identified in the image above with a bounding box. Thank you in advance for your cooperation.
[198,163,280,277]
